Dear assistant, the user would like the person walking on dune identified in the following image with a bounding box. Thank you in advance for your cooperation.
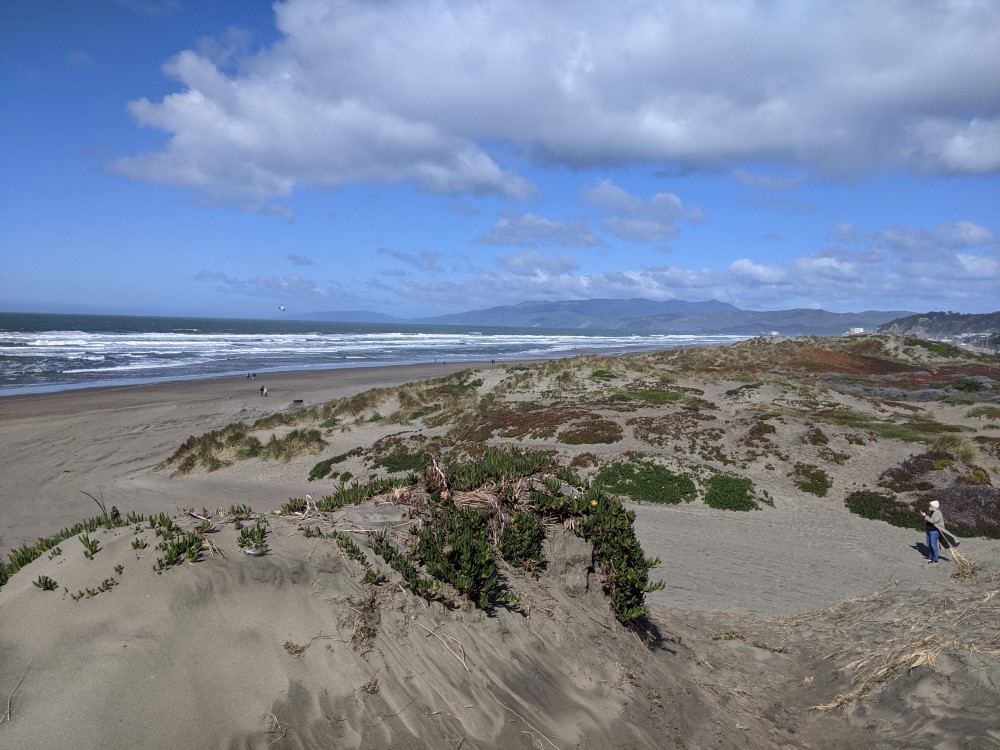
[919,500,947,565]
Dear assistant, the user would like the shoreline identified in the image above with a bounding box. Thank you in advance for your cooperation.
[0,360,499,419]
[0,357,519,400]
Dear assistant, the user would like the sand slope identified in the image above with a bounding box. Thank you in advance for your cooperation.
[2,350,999,749]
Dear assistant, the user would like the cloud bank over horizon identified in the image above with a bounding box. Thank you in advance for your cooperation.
[111,0,1000,212]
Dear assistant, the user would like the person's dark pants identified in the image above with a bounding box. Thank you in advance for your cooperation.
[926,529,940,562]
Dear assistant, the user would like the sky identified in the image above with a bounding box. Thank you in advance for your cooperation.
[1,0,998,320]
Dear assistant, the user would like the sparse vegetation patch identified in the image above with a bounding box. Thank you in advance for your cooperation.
[792,463,832,497]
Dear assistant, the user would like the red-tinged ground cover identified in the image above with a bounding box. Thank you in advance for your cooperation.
[790,349,920,376]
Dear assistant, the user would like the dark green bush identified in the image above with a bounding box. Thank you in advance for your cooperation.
[415,502,499,610]
[373,450,427,474]
[575,488,664,625]
[308,452,350,481]
[595,458,696,504]
[705,475,758,511]
[844,490,922,530]
[498,512,545,570]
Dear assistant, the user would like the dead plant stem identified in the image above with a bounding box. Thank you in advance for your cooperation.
[1,658,32,725]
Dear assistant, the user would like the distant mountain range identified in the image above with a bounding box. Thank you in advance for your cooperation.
[296,298,917,336]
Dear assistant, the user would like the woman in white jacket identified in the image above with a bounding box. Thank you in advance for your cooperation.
[919,500,946,565]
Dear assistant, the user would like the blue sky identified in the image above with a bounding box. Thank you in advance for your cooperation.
[1,0,998,320]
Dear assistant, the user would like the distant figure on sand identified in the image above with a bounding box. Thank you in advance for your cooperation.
[259,385,265,397]
[263,387,268,397]
[919,500,946,565]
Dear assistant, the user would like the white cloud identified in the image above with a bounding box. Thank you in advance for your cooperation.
[903,117,1000,175]
[474,213,602,248]
[112,0,1000,210]
[731,170,806,191]
[193,270,327,299]
[288,254,315,266]
[380,218,1000,314]
[378,248,444,272]
[583,180,706,242]
[495,251,580,274]
[730,259,789,285]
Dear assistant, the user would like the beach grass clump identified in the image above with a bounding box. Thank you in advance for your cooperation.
[704,474,759,511]
[257,428,326,462]
[930,434,979,465]
[235,436,263,459]
[161,426,242,473]
[595,457,697,504]
[792,462,832,497]
[967,405,1000,420]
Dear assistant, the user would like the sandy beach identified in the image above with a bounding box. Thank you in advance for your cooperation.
[1,344,998,749]
[0,362,489,559]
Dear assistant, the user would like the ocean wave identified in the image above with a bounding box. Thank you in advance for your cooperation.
[2,320,751,395]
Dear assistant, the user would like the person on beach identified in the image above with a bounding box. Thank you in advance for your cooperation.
[918,500,946,565]
[263,387,268,397]
[259,385,265,396]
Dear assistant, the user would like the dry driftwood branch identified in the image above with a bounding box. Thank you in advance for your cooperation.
[419,622,472,674]
[1,658,33,725]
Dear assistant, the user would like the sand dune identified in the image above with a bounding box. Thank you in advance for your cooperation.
[2,351,998,749]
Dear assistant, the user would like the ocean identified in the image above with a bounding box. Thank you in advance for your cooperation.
[0,312,749,396]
